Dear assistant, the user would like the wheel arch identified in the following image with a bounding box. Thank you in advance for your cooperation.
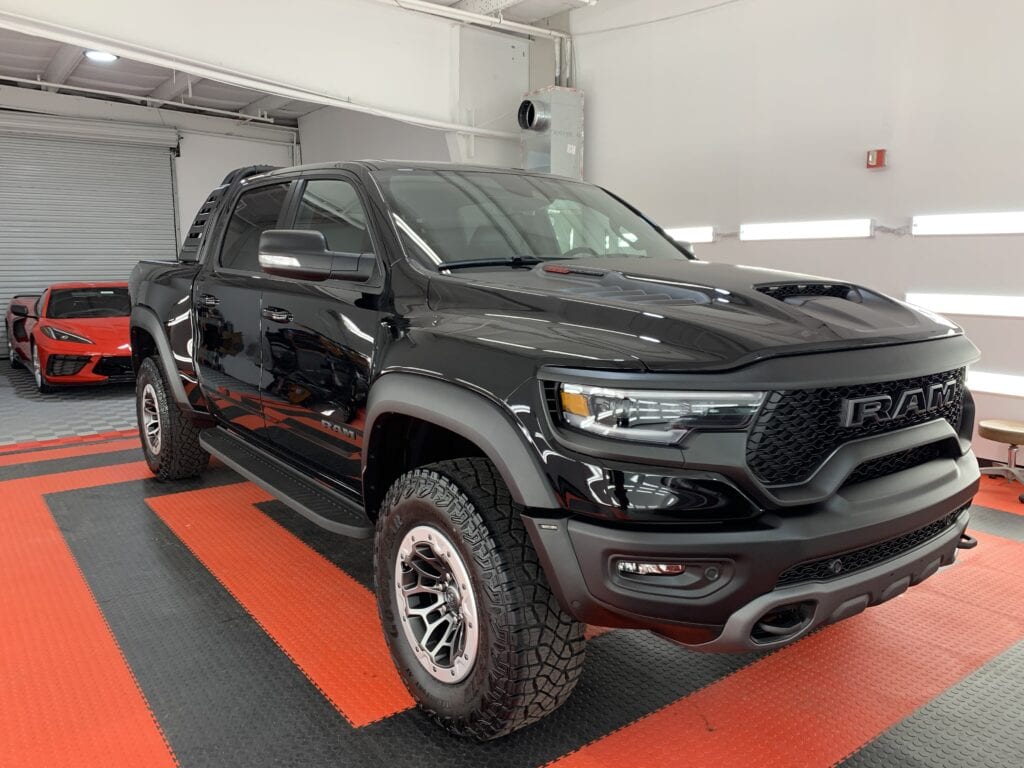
[131,305,214,429]
[362,373,560,516]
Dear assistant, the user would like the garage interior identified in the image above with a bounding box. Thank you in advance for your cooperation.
[1,1,1023,766]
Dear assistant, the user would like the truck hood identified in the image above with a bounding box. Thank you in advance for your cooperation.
[426,257,963,371]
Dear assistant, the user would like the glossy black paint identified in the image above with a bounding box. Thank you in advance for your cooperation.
[131,160,982,639]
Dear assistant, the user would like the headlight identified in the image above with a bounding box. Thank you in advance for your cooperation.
[558,383,764,445]
[40,325,94,344]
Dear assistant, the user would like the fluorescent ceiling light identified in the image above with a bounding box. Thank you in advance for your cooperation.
[913,211,1024,236]
[665,226,714,244]
[968,370,1024,398]
[904,293,1024,319]
[739,219,872,241]
[85,50,119,63]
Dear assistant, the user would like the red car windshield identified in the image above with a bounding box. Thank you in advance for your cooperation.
[47,288,130,319]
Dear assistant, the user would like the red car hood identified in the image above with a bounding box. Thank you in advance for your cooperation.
[42,316,131,354]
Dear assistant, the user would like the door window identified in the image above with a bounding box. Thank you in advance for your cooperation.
[294,179,373,254]
[219,183,290,271]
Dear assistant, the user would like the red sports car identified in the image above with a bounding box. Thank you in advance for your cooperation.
[5,282,134,393]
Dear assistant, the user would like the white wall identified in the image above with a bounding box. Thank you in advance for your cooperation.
[174,132,295,241]
[299,25,529,168]
[298,108,449,165]
[447,25,530,167]
[571,0,1024,461]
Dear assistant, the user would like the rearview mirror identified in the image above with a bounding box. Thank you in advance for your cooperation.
[10,304,29,317]
[258,230,374,282]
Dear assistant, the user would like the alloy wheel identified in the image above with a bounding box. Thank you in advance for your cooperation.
[32,345,42,389]
[394,525,479,683]
[141,383,162,455]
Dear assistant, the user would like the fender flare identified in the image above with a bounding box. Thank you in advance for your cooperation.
[130,305,192,409]
[363,373,560,509]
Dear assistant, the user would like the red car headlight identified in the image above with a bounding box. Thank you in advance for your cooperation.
[40,325,94,344]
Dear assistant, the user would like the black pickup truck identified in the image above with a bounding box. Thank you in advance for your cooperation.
[130,161,981,739]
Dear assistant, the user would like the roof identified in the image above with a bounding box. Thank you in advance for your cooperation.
[263,160,584,182]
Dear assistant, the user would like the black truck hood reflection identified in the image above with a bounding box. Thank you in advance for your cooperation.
[425,257,962,371]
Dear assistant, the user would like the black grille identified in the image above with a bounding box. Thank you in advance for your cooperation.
[47,355,90,376]
[776,510,963,587]
[94,356,134,380]
[756,283,854,301]
[843,443,946,487]
[747,368,965,486]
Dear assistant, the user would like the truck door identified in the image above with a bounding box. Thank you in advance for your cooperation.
[258,175,380,492]
[194,180,291,432]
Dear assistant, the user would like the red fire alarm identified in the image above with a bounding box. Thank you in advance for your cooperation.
[866,149,887,169]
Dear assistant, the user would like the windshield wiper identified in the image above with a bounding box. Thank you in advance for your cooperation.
[437,255,568,271]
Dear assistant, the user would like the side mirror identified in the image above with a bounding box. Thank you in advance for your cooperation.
[258,230,374,282]
[10,304,29,317]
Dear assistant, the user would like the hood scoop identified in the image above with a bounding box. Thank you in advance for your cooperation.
[756,282,859,303]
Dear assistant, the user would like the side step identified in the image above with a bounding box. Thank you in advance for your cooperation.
[199,427,373,539]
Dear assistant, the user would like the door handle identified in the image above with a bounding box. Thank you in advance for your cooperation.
[262,307,293,323]
[200,294,220,307]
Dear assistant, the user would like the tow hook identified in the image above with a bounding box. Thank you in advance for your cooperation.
[957,533,979,550]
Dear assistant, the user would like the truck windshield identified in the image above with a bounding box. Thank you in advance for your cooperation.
[47,288,131,319]
[372,169,690,268]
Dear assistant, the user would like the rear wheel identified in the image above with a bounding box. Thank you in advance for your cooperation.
[31,343,52,393]
[6,326,21,368]
[374,457,585,740]
[136,357,209,480]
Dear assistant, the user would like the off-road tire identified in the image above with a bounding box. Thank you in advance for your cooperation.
[136,357,209,480]
[374,457,586,741]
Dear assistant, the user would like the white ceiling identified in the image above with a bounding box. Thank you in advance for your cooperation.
[0,1,581,125]
[0,27,321,125]
[424,0,590,24]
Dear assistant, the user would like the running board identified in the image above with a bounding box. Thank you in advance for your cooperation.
[199,427,373,539]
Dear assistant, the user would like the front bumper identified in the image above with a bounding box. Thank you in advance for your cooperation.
[523,452,979,651]
[40,346,134,385]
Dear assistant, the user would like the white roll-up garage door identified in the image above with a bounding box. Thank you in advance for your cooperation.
[0,113,178,352]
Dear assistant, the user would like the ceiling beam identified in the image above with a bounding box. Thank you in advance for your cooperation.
[452,0,526,15]
[148,72,202,102]
[41,44,84,91]
[241,94,293,117]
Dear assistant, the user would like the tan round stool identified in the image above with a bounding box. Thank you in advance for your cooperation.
[978,419,1024,502]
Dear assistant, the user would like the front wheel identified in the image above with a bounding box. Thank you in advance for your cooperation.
[136,357,209,480]
[31,343,52,393]
[374,458,585,740]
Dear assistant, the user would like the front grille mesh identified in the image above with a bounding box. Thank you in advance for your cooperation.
[842,443,946,487]
[47,355,90,376]
[776,510,963,587]
[94,356,134,379]
[747,368,965,486]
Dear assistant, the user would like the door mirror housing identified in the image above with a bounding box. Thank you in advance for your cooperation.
[258,230,374,282]
[10,304,29,317]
